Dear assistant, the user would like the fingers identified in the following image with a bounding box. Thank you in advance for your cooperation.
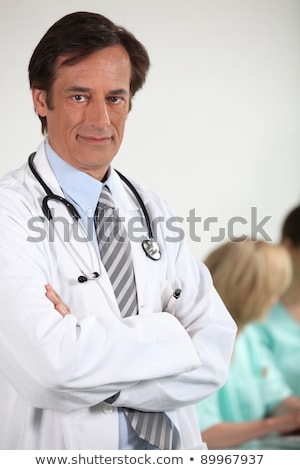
[45,283,71,317]
[44,283,59,303]
[276,412,300,434]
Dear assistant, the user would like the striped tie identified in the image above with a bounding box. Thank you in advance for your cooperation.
[95,185,138,318]
[95,185,173,449]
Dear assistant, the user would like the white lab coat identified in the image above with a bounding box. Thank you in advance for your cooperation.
[0,142,236,449]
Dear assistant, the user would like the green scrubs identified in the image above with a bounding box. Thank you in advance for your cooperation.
[195,327,292,431]
[252,303,300,396]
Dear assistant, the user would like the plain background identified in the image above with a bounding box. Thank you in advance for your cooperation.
[1,0,299,260]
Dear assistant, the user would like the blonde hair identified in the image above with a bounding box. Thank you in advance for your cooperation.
[204,238,292,327]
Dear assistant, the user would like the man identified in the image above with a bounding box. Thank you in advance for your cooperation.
[0,11,236,449]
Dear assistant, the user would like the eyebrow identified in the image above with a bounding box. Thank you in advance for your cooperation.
[64,87,129,95]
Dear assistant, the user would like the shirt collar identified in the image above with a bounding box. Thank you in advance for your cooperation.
[45,140,113,214]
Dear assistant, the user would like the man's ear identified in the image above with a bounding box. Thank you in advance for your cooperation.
[31,88,48,117]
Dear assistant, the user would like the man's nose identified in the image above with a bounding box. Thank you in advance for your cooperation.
[87,100,110,126]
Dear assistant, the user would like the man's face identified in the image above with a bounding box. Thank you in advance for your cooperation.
[32,45,131,181]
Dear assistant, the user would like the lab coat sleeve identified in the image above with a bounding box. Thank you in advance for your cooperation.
[0,202,203,412]
[112,239,237,412]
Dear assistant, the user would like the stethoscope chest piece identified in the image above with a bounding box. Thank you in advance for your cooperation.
[142,239,161,261]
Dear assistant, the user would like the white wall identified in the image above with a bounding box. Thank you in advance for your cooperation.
[1,0,299,260]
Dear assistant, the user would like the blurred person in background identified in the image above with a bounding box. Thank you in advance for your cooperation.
[195,238,300,449]
[251,205,300,396]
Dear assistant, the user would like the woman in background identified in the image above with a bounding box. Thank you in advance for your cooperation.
[196,238,300,449]
[251,205,300,396]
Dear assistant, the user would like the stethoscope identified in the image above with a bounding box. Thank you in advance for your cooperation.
[28,153,161,282]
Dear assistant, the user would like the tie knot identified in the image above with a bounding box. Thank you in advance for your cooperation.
[99,185,115,210]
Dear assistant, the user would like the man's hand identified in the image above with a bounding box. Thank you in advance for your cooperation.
[45,283,71,317]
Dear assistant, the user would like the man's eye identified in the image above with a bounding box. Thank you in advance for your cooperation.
[108,96,122,104]
[73,95,86,102]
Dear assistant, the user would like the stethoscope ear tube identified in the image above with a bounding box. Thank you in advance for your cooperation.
[115,170,154,239]
[115,170,161,260]
[28,153,52,196]
[42,196,52,220]
[29,152,81,222]
[42,194,81,221]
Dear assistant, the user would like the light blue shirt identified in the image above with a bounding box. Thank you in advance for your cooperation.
[45,140,156,450]
[46,140,104,245]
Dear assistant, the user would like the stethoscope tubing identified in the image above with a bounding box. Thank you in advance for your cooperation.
[28,152,161,261]
[115,169,154,240]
